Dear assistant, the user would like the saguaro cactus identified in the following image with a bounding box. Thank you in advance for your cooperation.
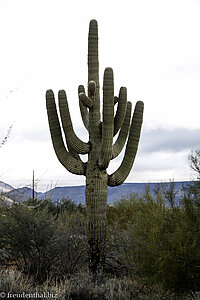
[46,20,144,273]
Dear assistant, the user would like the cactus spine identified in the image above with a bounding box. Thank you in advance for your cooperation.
[46,20,144,274]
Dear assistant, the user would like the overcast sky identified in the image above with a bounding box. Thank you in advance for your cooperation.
[0,0,200,191]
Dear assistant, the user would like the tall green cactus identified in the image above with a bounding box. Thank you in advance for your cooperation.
[46,20,144,273]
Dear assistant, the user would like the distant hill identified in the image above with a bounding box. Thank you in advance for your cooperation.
[4,181,193,205]
[0,181,13,193]
[5,187,44,203]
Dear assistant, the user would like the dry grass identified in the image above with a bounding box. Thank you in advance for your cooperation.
[0,269,191,300]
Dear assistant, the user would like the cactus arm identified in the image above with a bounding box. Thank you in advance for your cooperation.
[113,87,127,136]
[112,101,132,159]
[78,85,89,130]
[46,19,144,274]
[66,142,81,161]
[58,90,90,155]
[114,96,118,105]
[108,101,144,186]
[99,68,114,169]
[46,90,86,175]
[79,92,93,108]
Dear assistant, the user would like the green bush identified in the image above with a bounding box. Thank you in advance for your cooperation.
[0,203,56,282]
[0,199,88,282]
[106,183,200,292]
[48,211,88,277]
[24,197,85,216]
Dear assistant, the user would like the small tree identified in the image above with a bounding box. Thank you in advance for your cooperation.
[188,149,200,206]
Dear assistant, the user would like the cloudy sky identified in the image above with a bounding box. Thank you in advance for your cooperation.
[0,0,199,191]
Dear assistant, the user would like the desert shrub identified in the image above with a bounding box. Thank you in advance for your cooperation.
[0,203,56,282]
[56,207,86,232]
[24,197,58,215]
[0,200,88,281]
[56,197,85,215]
[24,197,85,216]
[48,211,88,277]
[107,193,138,230]
[112,183,200,292]
[105,194,142,274]
[0,248,11,265]
[50,230,88,276]
[105,189,165,275]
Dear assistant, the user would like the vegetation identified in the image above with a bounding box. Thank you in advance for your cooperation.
[46,19,143,273]
[0,198,87,283]
[0,13,199,300]
[0,166,200,299]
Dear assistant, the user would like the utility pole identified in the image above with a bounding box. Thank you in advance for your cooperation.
[32,170,35,200]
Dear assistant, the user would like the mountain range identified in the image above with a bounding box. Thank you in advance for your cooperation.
[0,180,194,205]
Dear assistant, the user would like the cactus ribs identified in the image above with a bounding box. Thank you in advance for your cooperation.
[46,20,144,274]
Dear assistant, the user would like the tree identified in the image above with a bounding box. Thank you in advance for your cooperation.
[188,149,200,206]
[46,20,144,274]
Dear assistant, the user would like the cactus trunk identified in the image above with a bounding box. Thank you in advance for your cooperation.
[86,163,107,272]
[46,19,144,274]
